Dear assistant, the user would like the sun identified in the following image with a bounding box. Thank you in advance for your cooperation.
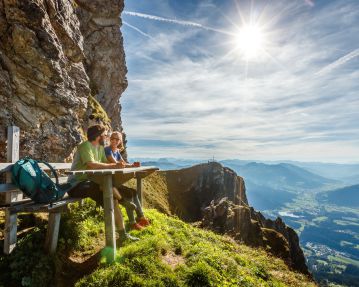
[235,25,266,60]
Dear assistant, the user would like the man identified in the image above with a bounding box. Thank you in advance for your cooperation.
[68,124,138,242]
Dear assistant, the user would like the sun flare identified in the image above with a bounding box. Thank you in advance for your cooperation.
[235,25,265,60]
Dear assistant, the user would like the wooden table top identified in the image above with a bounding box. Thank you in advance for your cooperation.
[65,166,159,175]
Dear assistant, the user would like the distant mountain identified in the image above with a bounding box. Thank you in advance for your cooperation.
[132,158,205,170]
[284,161,359,182]
[232,162,338,192]
[245,180,296,210]
[317,184,359,207]
[340,174,359,185]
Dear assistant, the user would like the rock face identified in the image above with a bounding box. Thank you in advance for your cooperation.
[142,162,311,276]
[0,0,127,162]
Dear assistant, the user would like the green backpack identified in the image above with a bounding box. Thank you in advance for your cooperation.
[11,157,74,204]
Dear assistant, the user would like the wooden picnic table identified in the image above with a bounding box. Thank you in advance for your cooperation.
[66,166,158,262]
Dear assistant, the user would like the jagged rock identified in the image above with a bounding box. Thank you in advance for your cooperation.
[0,0,128,161]
[75,0,128,159]
[144,162,311,276]
[0,0,89,161]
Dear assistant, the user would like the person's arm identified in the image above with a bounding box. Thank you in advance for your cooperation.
[118,153,137,168]
[86,161,123,169]
[106,155,117,164]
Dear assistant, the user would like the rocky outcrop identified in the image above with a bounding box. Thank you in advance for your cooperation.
[75,0,128,159]
[0,0,89,161]
[0,0,127,161]
[141,162,311,276]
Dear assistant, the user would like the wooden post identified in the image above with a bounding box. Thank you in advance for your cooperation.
[3,209,17,254]
[45,212,61,254]
[4,126,20,254]
[102,174,116,262]
[136,175,143,204]
[5,126,22,203]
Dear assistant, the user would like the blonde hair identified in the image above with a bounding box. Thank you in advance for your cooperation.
[110,131,124,152]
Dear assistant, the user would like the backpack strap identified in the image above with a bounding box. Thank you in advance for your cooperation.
[37,161,60,202]
[37,161,59,185]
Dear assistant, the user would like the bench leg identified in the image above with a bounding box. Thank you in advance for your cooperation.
[136,176,143,204]
[4,209,17,254]
[45,212,61,254]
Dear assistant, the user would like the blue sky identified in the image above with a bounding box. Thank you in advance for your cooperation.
[120,0,359,163]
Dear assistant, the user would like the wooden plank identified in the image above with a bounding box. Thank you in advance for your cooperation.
[66,166,159,175]
[3,209,17,254]
[136,176,143,204]
[38,163,72,170]
[0,163,13,173]
[0,183,19,193]
[102,174,116,262]
[0,163,72,173]
[6,126,19,163]
[5,126,22,204]
[121,167,159,174]
[45,212,61,254]
[5,197,81,213]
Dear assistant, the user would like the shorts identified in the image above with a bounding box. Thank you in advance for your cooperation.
[68,180,103,207]
[118,185,137,199]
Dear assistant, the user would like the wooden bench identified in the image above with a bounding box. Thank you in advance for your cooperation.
[0,126,82,255]
[1,126,158,259]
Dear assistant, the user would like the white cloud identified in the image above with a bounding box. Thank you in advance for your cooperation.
[121,0,359,163]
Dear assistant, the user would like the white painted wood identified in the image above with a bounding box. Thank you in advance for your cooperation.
[6,126,19,163]
[38,163,72,170]
[102,174,116,262]
[0,183,19,193]
[5,126,22,204]
[3,209,17,254]
[136,176,143,204]
[66,166,159,175]
[0,162,72,173]
[45,212,61,254]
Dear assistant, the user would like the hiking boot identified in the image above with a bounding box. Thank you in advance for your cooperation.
[130,222,144,231]
[137,217,150,227]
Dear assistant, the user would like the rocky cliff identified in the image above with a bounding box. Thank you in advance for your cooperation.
[136,162,311,276]
[0,0,127,162]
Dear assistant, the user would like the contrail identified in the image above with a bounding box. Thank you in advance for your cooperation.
[123,11,232,36]
[123,21,153,39]
[316,48,359,76]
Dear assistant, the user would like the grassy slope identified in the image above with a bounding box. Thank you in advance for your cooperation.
[70,204,315,287]
[0,190,316,287]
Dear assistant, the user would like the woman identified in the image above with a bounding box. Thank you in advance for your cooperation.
[105,131,150,230]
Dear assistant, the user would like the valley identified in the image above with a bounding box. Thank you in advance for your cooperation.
[138,158,359,287]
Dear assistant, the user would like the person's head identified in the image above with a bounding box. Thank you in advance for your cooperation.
[109,131,124,151]
[87,125,107,146]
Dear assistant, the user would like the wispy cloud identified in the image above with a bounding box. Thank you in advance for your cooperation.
[316,48,359,76]
[121,0,359,163]
[123,10,232,35]
[123,21,153,39]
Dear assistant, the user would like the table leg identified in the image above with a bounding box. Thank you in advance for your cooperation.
[136,175,143,204]
[103,174,116,262]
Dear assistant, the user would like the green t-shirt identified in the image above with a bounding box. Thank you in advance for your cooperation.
[69,141,108,182]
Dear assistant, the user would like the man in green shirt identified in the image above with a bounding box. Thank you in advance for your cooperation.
[68,124,138,242]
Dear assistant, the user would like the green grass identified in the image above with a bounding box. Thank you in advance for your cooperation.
[333,220,359,227]
[312,216,328,224]
[0,200,315,287]
[328,255,359,268]
[73,204,314,287]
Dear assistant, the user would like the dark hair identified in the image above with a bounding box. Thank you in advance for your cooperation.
[87,125,106,141]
